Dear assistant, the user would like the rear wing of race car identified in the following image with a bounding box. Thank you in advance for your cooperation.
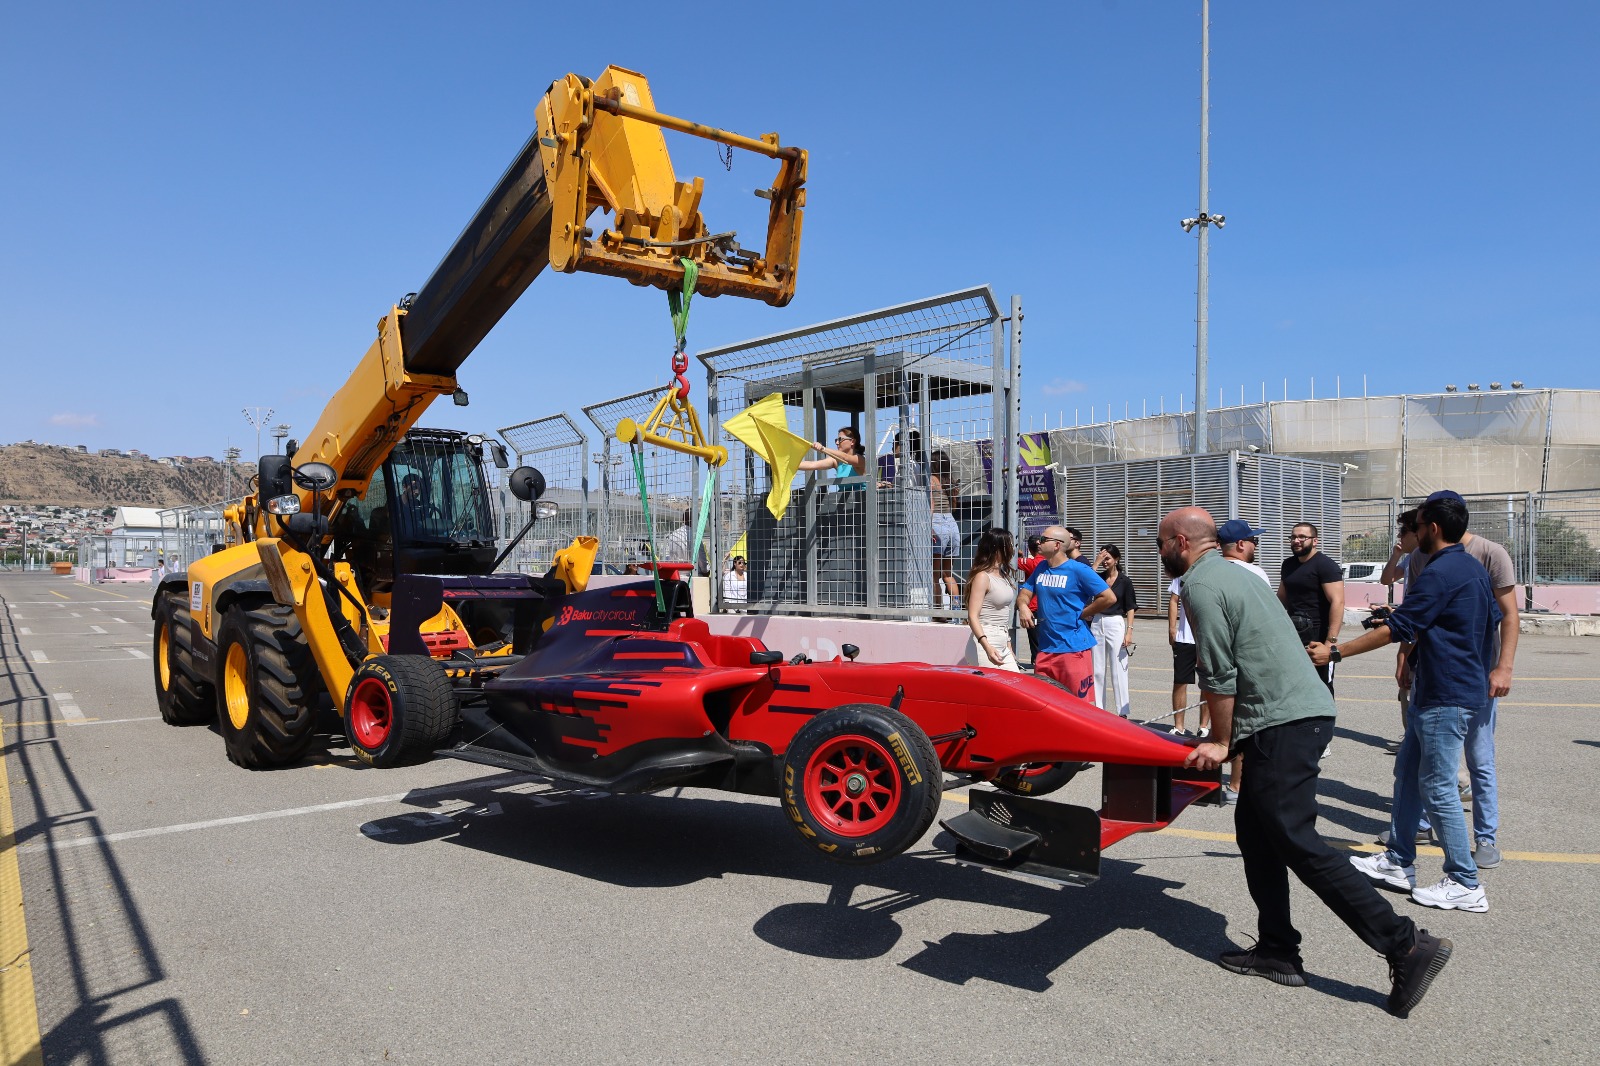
[939,761,1223,885]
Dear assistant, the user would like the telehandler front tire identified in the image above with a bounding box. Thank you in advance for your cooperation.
[153,591,213,725]
[215,603,324,769]
[344,655,457,768]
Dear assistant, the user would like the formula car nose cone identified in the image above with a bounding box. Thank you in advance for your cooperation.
[845,773,868,797]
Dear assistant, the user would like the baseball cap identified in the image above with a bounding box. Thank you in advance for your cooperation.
[1423,489,1466,506]
[1216,519,1265,544]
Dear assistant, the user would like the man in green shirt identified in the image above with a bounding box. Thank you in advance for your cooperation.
[1160,506,1451,1019]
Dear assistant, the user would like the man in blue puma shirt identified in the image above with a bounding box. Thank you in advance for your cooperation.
[1019,524,1116,701]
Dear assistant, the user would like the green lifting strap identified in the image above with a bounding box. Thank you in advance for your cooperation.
[630,443,665,614]
[691,467,717,576]
[668,257,698,351]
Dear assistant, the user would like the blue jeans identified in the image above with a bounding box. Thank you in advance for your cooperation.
[1387,703,1479,888]
[1415,698,1499,847]
[1465,699,1499,846]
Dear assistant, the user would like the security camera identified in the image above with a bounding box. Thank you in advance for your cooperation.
[1180,218,1198,232]
[1213,214,1226,228]
[1246,444,1261,453]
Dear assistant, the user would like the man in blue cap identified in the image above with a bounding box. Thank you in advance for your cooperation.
[1310,491,1498,912]
[1217,519,1271,802]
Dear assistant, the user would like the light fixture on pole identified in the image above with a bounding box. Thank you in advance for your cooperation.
[223,445,242,502]
[1183,0,1224,455]
[271,423,292,452]
[242,407,274,461]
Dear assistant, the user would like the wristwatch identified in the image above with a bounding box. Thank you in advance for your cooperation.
[1329,645,1343,664]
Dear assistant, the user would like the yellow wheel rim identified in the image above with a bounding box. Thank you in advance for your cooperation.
[157,623,172,691]
[224,642,251,731]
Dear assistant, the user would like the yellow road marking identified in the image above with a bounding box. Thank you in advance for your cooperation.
[75,583,134,600]
[940,791,1600,864]
[47,591,67,600]
[0,717,44,1065]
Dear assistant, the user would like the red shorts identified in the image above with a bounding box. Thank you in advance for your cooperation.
[1035,649,1096,702]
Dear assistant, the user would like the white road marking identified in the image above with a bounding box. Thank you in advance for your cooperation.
[70,612,81,617]
[16,773,548,854]
[125,647,149,660]
[54,692,85,724]
[91,607,101,612]
[112,617,129,624]
[89,625,107,634]
[18,627,31,636]
[74,716,163,727]
[30,650,48,663]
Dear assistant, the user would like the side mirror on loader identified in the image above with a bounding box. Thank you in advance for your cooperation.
[509,466,546,503]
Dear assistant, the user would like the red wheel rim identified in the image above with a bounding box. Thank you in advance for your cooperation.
[803,734,903,837]
[349,677,393,749]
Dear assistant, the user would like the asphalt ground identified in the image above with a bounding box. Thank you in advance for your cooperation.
[2,571,1597,1065]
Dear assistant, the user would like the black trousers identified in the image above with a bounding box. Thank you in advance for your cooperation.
[1236,716,1415,962]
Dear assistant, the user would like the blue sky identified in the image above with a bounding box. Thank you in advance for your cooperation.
[3,2,1596,456]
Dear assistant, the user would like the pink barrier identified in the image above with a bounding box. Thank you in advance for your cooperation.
[1531,585,1600,615]
[99,566,157,584]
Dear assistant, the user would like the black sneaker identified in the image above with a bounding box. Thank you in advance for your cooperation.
[1387,929,1453,1018]
[1219,947,1307,987]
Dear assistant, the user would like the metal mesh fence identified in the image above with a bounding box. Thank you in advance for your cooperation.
[1057,453,1345,614]
[699,287,1013,618]
[584,388,707,575]
[1532,490,1600,583]
[1341,498,1398,564]
[496,414,590,575]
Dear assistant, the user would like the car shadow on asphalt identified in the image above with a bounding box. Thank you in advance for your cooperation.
[361,781,1384,1008]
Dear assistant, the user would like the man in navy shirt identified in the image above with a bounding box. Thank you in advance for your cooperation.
[1020,524,1116,701]
[1311,494,1498,913]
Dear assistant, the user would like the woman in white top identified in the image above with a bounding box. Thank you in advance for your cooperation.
[965,528,1020,671]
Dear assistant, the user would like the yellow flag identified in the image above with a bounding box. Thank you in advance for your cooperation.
[722,393,812,520]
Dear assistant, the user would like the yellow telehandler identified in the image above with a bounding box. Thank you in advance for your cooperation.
[150,66,805,768]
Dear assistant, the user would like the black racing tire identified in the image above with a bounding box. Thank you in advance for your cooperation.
[215,603,325,769]
[992,761,1086,798]
[994,673,1092,796]
[780,704,942,865]
[153,591,213,725]
[343,654,457,768]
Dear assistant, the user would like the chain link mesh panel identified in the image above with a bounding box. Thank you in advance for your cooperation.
[584,388,706,575]
[496,414,589,575]
[1057,453,1344,614]
[698,287,1010,618]
[1533,490,1600,583]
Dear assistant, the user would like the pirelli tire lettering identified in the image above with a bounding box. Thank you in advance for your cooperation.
[345,654,459,769]
[779,704,942,865]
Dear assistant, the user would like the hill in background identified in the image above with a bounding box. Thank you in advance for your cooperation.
[0,443,253,508]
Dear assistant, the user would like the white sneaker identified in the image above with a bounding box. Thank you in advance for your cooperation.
[1412,876,1488,912]
[1197,727,1210,738]
[1350,851,1417,890]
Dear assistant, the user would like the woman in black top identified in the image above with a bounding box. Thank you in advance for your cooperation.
[1091,544,1139,717]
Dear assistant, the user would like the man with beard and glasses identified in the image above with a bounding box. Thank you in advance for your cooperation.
[1279,522,1345,696]
[1162,507,1451,1018]
[1019,524,1116,701]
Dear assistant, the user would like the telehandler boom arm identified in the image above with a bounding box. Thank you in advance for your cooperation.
[284,65,806,505]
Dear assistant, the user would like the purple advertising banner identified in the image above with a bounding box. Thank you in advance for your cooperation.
[975,434,1058,533]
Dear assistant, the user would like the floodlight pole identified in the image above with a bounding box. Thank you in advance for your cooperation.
[1194,1,1209,454]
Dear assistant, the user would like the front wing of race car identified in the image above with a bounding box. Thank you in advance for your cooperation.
[940,758,1224,885]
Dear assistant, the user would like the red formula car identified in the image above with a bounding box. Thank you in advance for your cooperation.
[362,575,1221,884]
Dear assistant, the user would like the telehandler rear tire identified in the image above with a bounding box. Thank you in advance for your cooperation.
[153,591,213,725]
[215,603,325,769]
[344,654,457,768]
